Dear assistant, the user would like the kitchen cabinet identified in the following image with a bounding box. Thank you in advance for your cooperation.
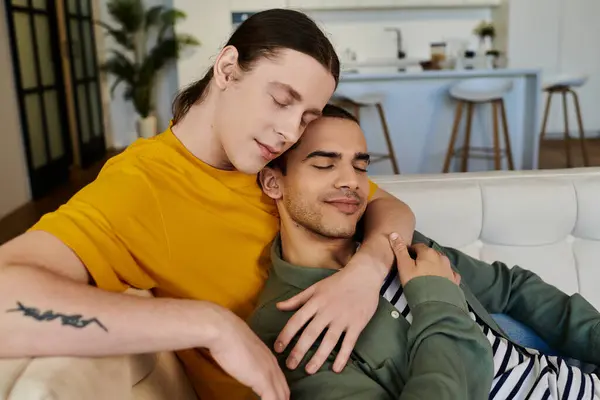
[229,0,286,11]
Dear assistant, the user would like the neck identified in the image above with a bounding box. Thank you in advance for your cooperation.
[279,218,357,271]
[170,86,234,170]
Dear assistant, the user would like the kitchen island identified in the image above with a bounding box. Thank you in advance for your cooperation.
[335,68,542,175]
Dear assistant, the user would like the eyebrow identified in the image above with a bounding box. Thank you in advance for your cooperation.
[269,81,322,116]
[304,151,371,162]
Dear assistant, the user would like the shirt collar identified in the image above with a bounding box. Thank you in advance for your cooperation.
[270,234,339,290]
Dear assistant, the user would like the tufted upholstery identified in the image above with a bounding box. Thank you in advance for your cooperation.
[2,168,600,399]
[373,167,600,310]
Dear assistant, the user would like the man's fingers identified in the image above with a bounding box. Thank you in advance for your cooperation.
[305,324,344,374]
[333,327,360,373]
[285,315,329,370]
[389,233,414,269]
[276,286,315,311]
[275,301,318,353]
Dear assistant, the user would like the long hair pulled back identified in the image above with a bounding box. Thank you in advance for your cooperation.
[171,9,340,124]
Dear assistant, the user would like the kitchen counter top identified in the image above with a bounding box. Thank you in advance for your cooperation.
[340,68,542,82]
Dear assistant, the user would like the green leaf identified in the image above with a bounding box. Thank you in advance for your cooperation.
[106,0,144,33]
[95,20,133,50]
[101,49,137,85]
[144,5,164,31]
[158,9,186,41]
[131,85,152,117]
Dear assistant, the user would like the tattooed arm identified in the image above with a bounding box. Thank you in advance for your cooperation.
[0,231,228,357]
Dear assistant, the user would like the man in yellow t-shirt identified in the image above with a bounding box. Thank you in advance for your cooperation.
[0,9,415,400]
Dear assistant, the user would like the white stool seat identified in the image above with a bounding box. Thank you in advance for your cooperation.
[543,74,588,90]
[332,92,385,106]
[450,78,514,103]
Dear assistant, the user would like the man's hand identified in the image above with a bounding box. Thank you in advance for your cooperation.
[204,303,290,400]
[389,233,461,286]
[273,250,382,375]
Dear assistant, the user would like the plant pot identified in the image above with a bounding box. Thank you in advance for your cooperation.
[136,115,157,139]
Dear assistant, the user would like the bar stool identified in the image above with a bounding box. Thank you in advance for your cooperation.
[330,94,400,174]
[442,78,515,173]
[539,74,589,167]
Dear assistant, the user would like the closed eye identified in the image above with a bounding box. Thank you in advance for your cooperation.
[271,96,289,108]
[355,167,368,173]
[313,165,334,170]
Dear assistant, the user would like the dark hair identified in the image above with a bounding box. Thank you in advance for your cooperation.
[257,103,359,190]
[171,9,340,124]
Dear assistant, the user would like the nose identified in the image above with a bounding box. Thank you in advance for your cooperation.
[276,110,304,145]
[334,164,360,191]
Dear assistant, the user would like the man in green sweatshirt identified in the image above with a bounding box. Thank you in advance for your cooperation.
[249,104,600,399]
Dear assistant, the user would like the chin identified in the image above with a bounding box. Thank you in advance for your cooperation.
[318,222,357,239]
[230,153,264,174]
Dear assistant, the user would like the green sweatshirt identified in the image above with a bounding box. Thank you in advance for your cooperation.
[248,231,600,399]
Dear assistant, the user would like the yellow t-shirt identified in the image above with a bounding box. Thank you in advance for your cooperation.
[30,127,379,400]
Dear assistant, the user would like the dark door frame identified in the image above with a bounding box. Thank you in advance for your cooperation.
[64,0,106,168]
[4,0,73,199]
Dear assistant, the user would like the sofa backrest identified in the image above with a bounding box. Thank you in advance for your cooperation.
[373,167,600,310]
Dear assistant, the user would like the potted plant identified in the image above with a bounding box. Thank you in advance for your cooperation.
[98,0,199,138]
[473,20,495,54]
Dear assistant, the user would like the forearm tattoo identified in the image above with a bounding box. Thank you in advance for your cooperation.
[7,301,108,332]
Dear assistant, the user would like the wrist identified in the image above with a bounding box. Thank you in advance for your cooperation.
[192,301,230,349]
[356,235,394,279]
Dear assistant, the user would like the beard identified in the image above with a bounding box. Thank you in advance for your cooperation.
[282,190,361,239]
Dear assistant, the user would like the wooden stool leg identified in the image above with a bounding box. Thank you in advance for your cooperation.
[539,90,553,144]
[569,89,589,167]
[375,103,400,174]
[499,99,515,170]
[492,101,502,170]
[461,102,474,172]
[561,90,572,168]
[443,101,464,173]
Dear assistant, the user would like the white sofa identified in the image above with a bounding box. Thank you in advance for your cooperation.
[2,167,600,399]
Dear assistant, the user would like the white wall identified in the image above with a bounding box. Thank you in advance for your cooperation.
[173,0,233,87]
[0,4,32,218]
[499,0,600,137]
[100,0,181,148]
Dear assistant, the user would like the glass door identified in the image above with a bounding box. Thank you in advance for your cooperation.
[4,0,73,199]
[64,0,105,168]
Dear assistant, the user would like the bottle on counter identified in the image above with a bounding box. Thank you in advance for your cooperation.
[430,42,447,70]
[485,50,500,69]
[463,50,476,70]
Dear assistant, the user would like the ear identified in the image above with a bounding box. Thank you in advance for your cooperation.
[259,168,284,200]
[213,45,239,90]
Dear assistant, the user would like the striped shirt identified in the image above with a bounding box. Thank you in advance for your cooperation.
[380,269,600,399]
